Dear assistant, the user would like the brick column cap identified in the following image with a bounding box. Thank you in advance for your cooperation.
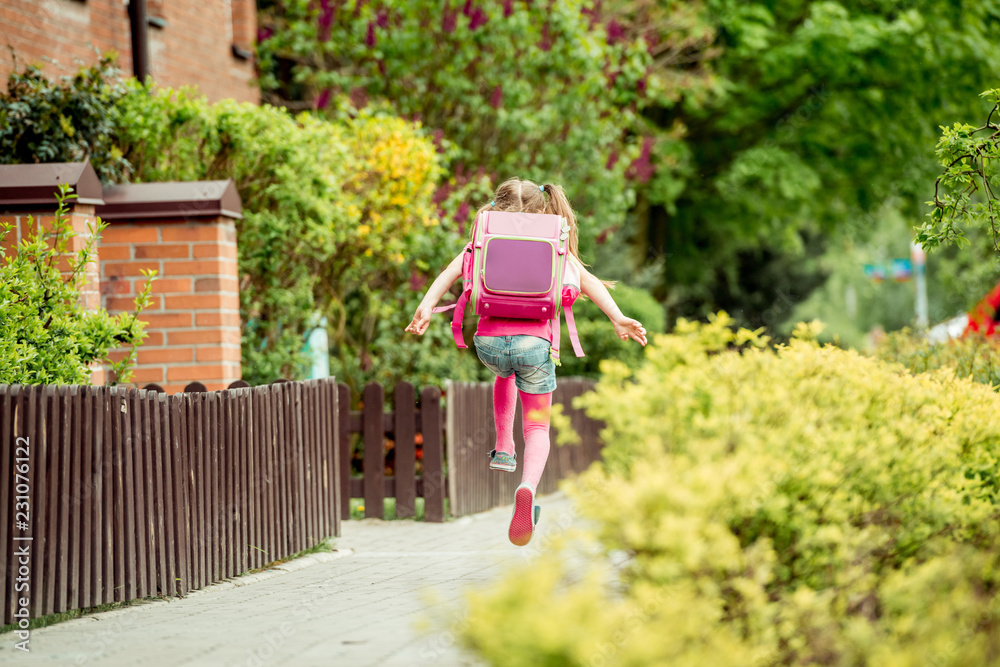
[98,180,243,221]
[0,159,104,208]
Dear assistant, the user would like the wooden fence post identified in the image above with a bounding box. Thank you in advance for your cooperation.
[421,386,445,523]
[363,383,385,519]
[337,383,351,521]
[394,382,417,519]
[327,380,341,538]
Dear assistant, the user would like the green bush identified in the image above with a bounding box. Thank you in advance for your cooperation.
[0,55,130,183]
[114,83,486,389]
[457,314,1000,666]
[556,283,666,378]
[0,185,152,384]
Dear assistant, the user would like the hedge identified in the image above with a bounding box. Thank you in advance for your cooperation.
[457,314,1000,666]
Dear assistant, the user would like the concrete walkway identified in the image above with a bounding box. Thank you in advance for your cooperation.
[2,492,581,667]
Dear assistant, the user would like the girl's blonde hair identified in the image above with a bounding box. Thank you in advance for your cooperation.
[473,177,581,258]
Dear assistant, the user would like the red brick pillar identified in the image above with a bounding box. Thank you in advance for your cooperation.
[98,181,243,393]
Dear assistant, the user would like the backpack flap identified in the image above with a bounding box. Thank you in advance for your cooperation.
[474,211,562,319]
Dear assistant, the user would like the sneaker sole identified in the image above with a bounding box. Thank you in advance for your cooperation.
[489,462,517,472]
[509,486,535,546]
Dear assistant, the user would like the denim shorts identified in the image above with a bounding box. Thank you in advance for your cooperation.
[473,335,557,395]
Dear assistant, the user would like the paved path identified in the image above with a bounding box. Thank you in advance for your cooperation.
[1,492,581,667]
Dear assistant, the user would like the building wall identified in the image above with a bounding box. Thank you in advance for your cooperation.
[0,0,259,104]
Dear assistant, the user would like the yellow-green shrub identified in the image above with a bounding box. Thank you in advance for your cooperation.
[458,314,1000,666]
[115,85,484,388]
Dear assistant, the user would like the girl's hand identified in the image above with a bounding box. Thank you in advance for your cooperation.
[405,306,432,335]
[614,317,647,346]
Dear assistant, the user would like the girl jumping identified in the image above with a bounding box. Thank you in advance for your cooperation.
[405,178,647,546]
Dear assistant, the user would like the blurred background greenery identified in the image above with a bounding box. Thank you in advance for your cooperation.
[3,0,999,391]
[255,0,1000,356]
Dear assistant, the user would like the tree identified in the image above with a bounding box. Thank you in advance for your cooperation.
[258,0,1000,330]
[255,0,683,257]
[622,0,1000,324]
[918,89,1000,253]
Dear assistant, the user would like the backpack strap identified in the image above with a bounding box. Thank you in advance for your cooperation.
[554,286,585,360]
[432,236,476,349]
[564,303,585,357]
[432,290,470,349]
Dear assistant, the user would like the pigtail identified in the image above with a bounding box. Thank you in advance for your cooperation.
[542,184,580,259]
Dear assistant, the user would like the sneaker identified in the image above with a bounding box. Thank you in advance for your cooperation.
[489,449,517,472]
[509,482,538,546]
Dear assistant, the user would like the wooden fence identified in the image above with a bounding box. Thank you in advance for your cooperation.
[336,382,446,523]
[0,378,339,624]
[1,375,604,624]
[445,377,604,516]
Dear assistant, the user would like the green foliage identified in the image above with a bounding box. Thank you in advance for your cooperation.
[256,0,662,258]
[556,283,666,378]
[458,313,1000,665]
[918,89,1000,253]
[875,330,1000,391]
[0,55,131,183]
[259,0,1000,330]
[624,0,1000,325]
[0,185,152,385]
[114,83,485,389]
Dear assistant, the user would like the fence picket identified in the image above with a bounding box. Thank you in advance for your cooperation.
[262,385,276,568]
[159,393,177,598]
[135,391,152,600]
[101,387,114,604]
[394,383,417,519]
[0,387,11,623]
[292,383,306,552]
[221,391,233,579]
[44,385,61,616]
[421,386,445,523]
[327,381,340,538]
[363,383,385,519]
[234,388,246,577]
[28,387,46,616]
[151,392,168,596]
[80,388,95,608]
[337,383,351,521]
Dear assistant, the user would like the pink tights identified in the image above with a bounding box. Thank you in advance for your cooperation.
[493,374,551,489]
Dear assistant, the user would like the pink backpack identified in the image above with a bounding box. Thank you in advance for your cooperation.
[433,210,585,363]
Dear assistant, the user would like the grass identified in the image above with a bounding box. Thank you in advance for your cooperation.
[349,497,451,521]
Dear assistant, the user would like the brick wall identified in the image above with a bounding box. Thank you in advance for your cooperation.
[100,217,242,393]
[0,0,259,104]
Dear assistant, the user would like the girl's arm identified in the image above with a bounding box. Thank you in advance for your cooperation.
[576,260,647,346]
[404,251,465,335]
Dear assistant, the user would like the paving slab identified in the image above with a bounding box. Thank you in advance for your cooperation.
[0,492,582,667]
